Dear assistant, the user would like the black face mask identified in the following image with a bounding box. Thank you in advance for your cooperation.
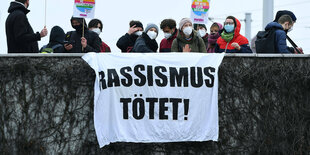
[73,24,83,31]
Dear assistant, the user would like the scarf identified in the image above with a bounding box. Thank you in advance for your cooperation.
[221,31,234,43]
[142,33,158,52]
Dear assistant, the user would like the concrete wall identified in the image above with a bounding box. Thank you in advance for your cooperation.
[0,54,309,154]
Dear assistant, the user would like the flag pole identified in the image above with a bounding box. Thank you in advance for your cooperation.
[82,19,85,51]
[44,0,47,27]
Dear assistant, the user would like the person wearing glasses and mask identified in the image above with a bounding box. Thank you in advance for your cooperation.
[171,18,206,53]
[132,23,159,53]
[215,16,252,53]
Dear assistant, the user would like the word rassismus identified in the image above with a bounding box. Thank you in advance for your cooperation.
[99,65,216,90]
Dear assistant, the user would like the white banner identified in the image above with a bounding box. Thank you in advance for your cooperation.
[190,0,211,24]
[82,53,224,148]
[73,0,96,19]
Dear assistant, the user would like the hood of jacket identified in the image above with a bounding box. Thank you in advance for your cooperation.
[265,22,284,31]
[49,26,65,44]
[8,1,30,14]
[232,17,241,38]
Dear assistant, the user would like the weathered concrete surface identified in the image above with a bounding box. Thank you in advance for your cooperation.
[0,54,309,154]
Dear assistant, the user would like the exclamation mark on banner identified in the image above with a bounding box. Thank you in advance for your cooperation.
[184,99,189,120]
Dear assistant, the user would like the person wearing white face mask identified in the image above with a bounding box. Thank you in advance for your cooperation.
[117,20,144,52]
[159,19,178,52]
[132,23,159,53]
[171,18,206,53]
[89,19,111,52]
[194,24,209,50]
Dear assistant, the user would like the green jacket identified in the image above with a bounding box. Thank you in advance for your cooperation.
[171,30,207,53]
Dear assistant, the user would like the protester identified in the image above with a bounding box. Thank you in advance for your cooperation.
[132,23,159,53]
[194,23,209,50]
[64,17,101,53]
[273,10,303,53]
[40,26,65,53]
[116,20,144,52]
[207,22,223,53]
[159,19,178,52]
[88,19,111,52]
[171,18,206,53]
[263,15,294,53]
[215,16,252,53]
[6,0,48,53]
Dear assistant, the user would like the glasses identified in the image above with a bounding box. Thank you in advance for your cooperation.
[224,22,234,25]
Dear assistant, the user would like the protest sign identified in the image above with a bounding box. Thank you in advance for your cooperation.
[73,0,96,18]
[190,0,211,24]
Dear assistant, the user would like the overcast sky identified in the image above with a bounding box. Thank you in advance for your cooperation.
[0,0,309,54]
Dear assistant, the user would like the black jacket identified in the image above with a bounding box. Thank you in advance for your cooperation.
[132,33,158,53]
[116,33,139,52]
[64,17,101,53]
[65,30,101,53]
[41,26,66,53]
[6,2,41,53]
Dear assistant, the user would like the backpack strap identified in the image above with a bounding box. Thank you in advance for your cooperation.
[287,35,302,54]
[51,44,63,50]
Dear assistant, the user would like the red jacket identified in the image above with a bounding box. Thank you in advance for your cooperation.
[159,30,178,52]
[216,17,252,53]
[100,41,111,52]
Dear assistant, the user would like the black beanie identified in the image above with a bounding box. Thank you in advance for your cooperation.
[274,10,297,22]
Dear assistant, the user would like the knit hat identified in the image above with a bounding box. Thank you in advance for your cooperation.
[179,18,192,30]
[145,23,159,36]
[274,10,297,22]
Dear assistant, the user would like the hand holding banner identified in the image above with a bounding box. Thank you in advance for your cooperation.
[83,53,224,148]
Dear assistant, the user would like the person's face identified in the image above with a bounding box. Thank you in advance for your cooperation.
[90,23,102,31]
[283,22,293,30]
[210,26,219,34]
[148,27,158,33]
[72,20,81,27]
[182,22,192,31]
[224,19,235,27]
[197,26,206,31]
[25,0,30,8]
[163,27,175,34]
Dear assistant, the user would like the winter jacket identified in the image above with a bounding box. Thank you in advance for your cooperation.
[41,26,65,53]
[215,17,252,53]
[65,30,101,53]
[159,29,178,52]
[116,33,139,52]
[171,30,207,53]
[201,34,209,51]
[264,22,291,53]
[100,40,111,52]
[132,33,158,53]
[6,2,41,53]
